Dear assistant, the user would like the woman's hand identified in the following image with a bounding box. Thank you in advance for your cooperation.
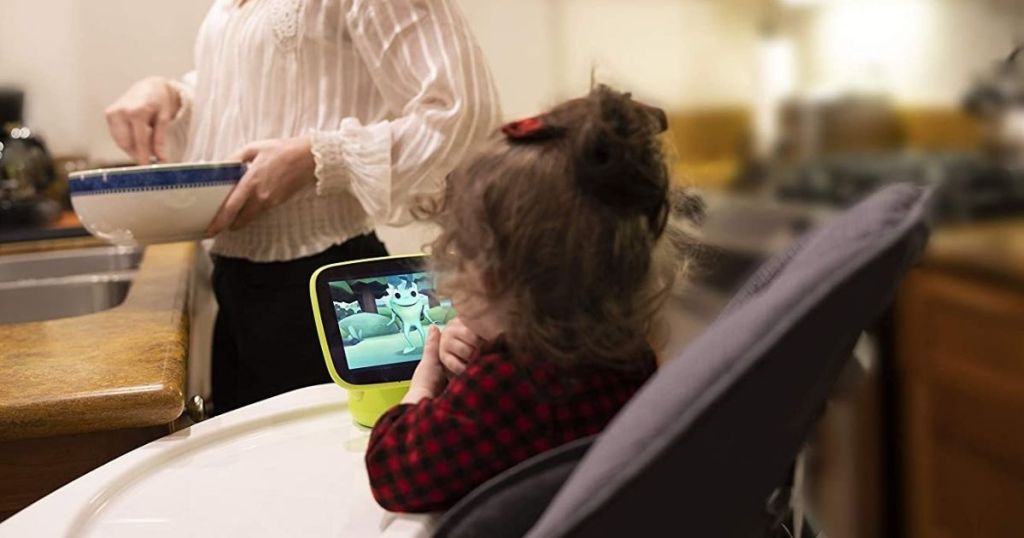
[403,326,447,404]
[438,316,482,377]
[206,136,316,236]
[105,76,182,164]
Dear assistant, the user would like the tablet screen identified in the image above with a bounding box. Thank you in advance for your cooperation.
[312,255,454,386]
[328,271,454,370]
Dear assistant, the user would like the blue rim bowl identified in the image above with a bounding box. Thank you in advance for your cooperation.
[68,161,246,197]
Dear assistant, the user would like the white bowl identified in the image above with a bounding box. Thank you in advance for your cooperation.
[69,162,245,246]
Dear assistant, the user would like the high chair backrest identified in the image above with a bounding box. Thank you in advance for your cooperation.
[433,184,932,538]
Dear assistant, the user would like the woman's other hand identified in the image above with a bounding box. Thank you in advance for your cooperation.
[105,77,182,165]
[403,326,447,404]
[206,136,316,236]
[438,316,482,377]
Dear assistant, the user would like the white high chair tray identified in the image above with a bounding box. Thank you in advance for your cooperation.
[0,385,436,537]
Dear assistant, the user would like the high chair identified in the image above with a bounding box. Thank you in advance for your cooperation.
[434,183,933,538]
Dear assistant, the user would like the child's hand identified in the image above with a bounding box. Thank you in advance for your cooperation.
[439,317,483,376]
[403,326,446,404]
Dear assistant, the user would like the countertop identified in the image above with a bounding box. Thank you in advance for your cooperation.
[698,189,1024,286]
[0,241,195,441]
[922,219,1024,286]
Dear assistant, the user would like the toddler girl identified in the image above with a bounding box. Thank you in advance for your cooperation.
[365,85,704,512]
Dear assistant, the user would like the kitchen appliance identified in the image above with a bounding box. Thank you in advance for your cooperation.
[964,45,1024,169]
[774,152,1024,223]
[0,88,59,229]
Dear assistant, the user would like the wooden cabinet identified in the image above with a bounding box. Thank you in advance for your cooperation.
[897,268,1024,538]
[0,424,175,521]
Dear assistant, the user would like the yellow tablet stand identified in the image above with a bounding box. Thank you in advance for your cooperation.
[310,256,421,428]
[346,385,410,427]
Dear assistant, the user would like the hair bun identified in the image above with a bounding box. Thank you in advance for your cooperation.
[570,85,670,230]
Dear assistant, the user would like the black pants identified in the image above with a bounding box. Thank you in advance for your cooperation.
[211,233,389,414]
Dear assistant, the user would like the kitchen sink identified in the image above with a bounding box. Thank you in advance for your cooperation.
[0,246,142,324]
[0,246,142,283]
[0,274,134,324]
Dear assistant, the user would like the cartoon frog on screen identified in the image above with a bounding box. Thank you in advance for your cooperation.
[385,278,436,353]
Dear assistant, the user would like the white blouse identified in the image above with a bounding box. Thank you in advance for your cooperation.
[166,0,501,262]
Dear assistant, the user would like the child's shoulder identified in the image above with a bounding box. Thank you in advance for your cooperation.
[461,349,655,393]
[461,350,548,384]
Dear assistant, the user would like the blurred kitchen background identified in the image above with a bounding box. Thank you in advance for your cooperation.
[2,1,1023,537]
[4,0,1024,239]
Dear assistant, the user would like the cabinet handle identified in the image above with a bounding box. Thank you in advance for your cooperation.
[185,394,207,422]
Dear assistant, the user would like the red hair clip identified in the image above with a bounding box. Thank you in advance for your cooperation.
[501,116,564,141]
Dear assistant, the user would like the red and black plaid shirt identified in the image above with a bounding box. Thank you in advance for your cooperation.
[366,350,654,512]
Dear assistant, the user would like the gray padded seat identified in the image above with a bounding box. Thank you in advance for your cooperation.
[434,184,932,538]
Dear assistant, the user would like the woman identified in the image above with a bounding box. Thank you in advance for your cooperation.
[105,0,500,414]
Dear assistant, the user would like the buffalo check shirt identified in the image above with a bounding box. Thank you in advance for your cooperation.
[366,350,655,512]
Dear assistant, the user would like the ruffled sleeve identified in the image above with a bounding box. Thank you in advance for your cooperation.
[311,118,392,218]
[309,0,501,225]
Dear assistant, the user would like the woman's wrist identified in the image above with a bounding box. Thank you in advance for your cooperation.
[164,77,194,124]
[159,77,183,113]
[292,135,316,178]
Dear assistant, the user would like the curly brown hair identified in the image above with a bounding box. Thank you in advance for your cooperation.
[417,85,704,370]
